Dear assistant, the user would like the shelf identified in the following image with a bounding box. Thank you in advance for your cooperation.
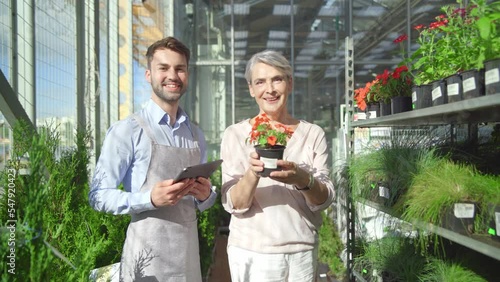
[352,93,500,127]
[360,200,500,261]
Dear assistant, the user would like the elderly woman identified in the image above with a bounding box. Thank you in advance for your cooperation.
[220,50,335,282]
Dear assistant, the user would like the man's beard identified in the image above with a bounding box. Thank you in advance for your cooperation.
[152,80,185,103]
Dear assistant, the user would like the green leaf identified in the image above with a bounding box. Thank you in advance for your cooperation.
[476,17,491,39]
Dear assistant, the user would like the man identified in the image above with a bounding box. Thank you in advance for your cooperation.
[89,36,216,282]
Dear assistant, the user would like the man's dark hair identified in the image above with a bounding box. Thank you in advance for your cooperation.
[145,36,190,69]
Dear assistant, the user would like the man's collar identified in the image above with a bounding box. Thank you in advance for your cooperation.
[147,99,190,127]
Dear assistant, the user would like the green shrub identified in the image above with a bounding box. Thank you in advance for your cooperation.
[0,121,129,281]
[0,121,230,280]
[318,209,346,280]
[198,157,228,277]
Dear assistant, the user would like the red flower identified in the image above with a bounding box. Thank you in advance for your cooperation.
[393,34,408,44]
[267,136,277,146]
[246,113,294,148]
[354,79,378,111]
[414,24,425,31]
[393,65,409,79]
[453,8,466,18]
[376,69,390,85]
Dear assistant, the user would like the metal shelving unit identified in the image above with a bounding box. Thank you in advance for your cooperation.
[345,92,500,281]
[352,93,500,127]
[362,200,500,261]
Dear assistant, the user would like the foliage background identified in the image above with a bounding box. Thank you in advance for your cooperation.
[0,121,224,281]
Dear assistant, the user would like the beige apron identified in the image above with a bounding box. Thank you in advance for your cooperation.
[120,114,202,282]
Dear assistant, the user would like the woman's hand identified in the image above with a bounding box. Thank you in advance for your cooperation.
[269,160,309,187]
[249,151,264,178]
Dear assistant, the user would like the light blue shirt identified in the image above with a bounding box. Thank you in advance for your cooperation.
[89,99,216,215]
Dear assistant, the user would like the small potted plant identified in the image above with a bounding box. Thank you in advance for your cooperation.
[409,1,495,101]
[246,113,294,177]
[354,79,381,118]
[400,155,492,250]
[476,0,500,95]
[370,66,413,114]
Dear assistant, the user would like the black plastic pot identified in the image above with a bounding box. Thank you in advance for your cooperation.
[413,84,433,110]
[442,202,476,235]
[366,103,380,119]
[254,145,285,177]
[487,204,500,242]
[461,69,485,99]
[379,100,391,116]
[431,79,447,106]
[391,96,412,114]
[484,58,500,95]
[445,73,463,103]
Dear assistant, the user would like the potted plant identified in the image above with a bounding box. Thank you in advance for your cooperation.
[440,1,486,100]
[409,0,494,101]
[354,79,381,118]
[417,258,488,282]
[476,1,500,95]
[246,113,294,177]
[354,236,427,282]
[348,149,386,205]
[349,136,435,209]
[370,65,413,114]
[400,155,500,255]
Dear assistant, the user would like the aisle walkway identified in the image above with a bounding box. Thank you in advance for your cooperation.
[206,233,231,282]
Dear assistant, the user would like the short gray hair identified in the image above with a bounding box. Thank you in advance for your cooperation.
[244,50,292,84]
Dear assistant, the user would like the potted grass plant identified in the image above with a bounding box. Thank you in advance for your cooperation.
[354,236,427,281]
[349,134,435,209]
[400,155,500,254]
[348,149,386,205]
[417,258,488,282]
[473,174,500,242]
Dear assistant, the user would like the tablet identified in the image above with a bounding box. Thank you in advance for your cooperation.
[173,159,223,183]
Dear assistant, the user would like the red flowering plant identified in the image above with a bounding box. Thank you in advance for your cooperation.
[246,113,294,148]
[354,79,378,111]
[370,66,413,103]
[409,0,488,85]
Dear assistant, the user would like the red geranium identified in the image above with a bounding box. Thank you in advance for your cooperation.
[246,113,294,148]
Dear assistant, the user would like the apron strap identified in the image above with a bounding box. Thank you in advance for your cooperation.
[189,121,200,143]
[132,113,159,144]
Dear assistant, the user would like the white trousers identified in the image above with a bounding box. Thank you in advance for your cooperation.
[227,245,318,282]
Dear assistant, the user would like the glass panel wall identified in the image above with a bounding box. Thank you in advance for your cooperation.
[35,0,77,148]
[0,0,467,168]
[0,0,12,169]
[99,0,110,137]
[176,0,461,164]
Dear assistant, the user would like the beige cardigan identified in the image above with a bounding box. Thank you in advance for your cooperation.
[220,119,335,254]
